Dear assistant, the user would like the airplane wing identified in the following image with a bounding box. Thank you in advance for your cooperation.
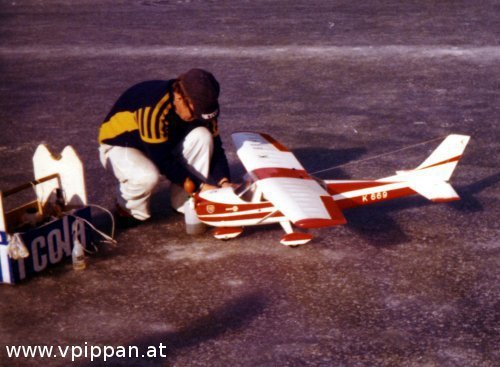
[232,132,346,228]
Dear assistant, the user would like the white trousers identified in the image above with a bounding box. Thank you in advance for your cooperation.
[99,127,213,220]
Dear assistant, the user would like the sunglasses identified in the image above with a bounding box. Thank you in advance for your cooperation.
[175,81,195,116]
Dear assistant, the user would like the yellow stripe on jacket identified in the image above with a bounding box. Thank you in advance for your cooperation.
[98,111,138,144]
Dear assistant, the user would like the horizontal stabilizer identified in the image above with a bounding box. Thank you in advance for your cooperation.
[409,180,460,202]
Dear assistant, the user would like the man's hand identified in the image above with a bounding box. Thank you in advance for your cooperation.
[221,181,238,189]
[199,180,237,192]
[218,177,238,189]
[200,183,219,192]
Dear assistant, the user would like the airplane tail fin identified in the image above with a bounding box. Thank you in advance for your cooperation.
[394,134,470,181]
[413,134,470,181]
[388,134,470,202]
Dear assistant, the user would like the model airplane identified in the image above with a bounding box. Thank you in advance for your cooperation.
[193,132,470,246]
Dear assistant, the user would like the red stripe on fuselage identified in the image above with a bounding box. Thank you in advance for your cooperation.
[335,187,417,209]
[198,211,284,223]
[326,181,392,195]
[195,195,274,216]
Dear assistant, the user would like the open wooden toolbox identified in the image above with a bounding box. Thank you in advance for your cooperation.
[0,145,91,284]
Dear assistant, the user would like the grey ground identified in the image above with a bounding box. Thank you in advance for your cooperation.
[0,1,499,366]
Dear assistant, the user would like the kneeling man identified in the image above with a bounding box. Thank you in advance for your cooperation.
[98,68,231,223]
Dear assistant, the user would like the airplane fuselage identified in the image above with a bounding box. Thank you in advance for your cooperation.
[194,179,421,228]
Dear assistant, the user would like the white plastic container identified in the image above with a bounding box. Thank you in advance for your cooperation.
[184,198,206,235]
[71,219,86,270]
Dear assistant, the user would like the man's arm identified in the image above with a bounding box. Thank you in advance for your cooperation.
[145,143,204,190]
[207,131,231,186]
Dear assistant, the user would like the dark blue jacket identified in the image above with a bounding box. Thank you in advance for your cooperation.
[98,80,230,188]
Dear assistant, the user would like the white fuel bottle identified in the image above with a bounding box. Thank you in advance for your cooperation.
[72,219,86,270]
[184,197,206,235]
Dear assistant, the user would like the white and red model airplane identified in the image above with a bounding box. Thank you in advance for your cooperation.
[193,132,470,246]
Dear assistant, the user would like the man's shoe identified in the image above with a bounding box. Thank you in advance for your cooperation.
[114,204,143,228]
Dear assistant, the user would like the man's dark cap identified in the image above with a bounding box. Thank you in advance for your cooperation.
[178,68,220,120]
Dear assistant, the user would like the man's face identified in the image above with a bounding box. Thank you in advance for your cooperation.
[173,91,195,122]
